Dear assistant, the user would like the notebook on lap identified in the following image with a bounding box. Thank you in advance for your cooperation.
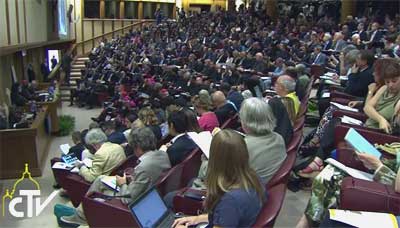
[129,188,175,228]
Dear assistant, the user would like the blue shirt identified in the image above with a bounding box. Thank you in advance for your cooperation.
[207,188,266,227]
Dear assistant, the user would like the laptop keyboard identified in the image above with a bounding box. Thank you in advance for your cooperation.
[157,213,175,228]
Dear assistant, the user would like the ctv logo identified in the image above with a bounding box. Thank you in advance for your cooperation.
[2,163,59,218]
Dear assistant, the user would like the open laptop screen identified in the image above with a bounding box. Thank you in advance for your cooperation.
[130,189,168,228]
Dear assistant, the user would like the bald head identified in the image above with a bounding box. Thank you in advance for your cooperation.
[211,91,226,108]
[276,75,296,97]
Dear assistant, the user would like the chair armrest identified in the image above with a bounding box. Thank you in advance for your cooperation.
[334,124,400,148]
[332,109,368,122]
[173,187,206,215]
[63,174,91,207]
[82,192,137,227]
[340,177,400,215]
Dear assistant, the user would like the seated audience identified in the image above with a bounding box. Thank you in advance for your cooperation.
[162,109,197,166]
[267,97,294,145]
[296,152,400,228]
[295,64,311,101]
[76,128,126,182]
[135,107,163,140]
[102,121,127,145]
[192,91,220,132]
[172,130,266,228]
[240,97,287,183]
[66,131,86,160]
[182,107,202,133]
[343,50,375,97]
[299,58,400,176]
[211,90,238,125]
[61,127,171,226]
[275,75,301,116]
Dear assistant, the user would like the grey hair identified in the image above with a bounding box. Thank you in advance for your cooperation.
[239,97,276,135]
[295,64,306,74]
[128,127,157,152]
[280,78,296,92]
[345,49,361,65]
[85,128,108,145]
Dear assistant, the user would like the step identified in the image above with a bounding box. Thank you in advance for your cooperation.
[77,57,89,61]
[72,64,85,67]
[71,77,81,80]
[71,72,81,76]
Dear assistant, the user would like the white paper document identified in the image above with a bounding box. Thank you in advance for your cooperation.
[188,131,213,159]
[52,162,73,170]
[341,115,363,126]
[325,158,373,181]
[101,176,120,192]
[329,209,398,228]
[322,92,331,98]
[60,144,71,155]
[330,102,358,112]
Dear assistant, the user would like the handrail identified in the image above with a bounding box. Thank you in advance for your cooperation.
[48,19,153,81]
[75,20,154,46]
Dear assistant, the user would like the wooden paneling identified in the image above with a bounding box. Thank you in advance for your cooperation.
[5,0,11,45]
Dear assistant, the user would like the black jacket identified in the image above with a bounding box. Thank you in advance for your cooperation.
[166,135,197,166]
[344,66,374,98]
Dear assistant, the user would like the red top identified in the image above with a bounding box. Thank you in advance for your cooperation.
[198,112,220,132]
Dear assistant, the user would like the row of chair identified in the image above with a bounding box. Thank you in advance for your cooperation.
[69,114,241,227]
[314,62,400,217]
[171,73,318,227]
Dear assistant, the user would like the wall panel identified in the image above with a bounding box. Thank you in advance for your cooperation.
[8,0,18,45]
[0,1,8,46]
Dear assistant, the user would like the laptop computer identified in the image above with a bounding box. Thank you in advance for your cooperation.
[129,188,175,228]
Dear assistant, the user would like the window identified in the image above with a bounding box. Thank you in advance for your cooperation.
[84,0,100,18]
[125,1,139,19]
[105,0,120,19]
[143,2,157,19]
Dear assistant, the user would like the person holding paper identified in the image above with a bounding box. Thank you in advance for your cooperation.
[296,152,400,228]
[75,128,126,183]
[363,59,400,134]
[61,127,171,226]
[298,59,394,176]
[172,130,266,228]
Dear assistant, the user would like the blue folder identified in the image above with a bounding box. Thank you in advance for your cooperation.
[344,128,382,158]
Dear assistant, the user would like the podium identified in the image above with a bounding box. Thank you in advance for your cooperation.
[0,106,52,179]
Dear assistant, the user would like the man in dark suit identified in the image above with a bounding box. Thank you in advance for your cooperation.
[332,32,347,52]
[162,110,197,166]
[310,46,328,66]
[212,90,238,125]
[322,33,333,51]
[344,50,375,97]
[363,22,383,50]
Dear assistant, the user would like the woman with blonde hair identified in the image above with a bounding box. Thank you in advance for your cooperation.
[192,90,220,132]
[132,107,162,140]
[172,130,266,228]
